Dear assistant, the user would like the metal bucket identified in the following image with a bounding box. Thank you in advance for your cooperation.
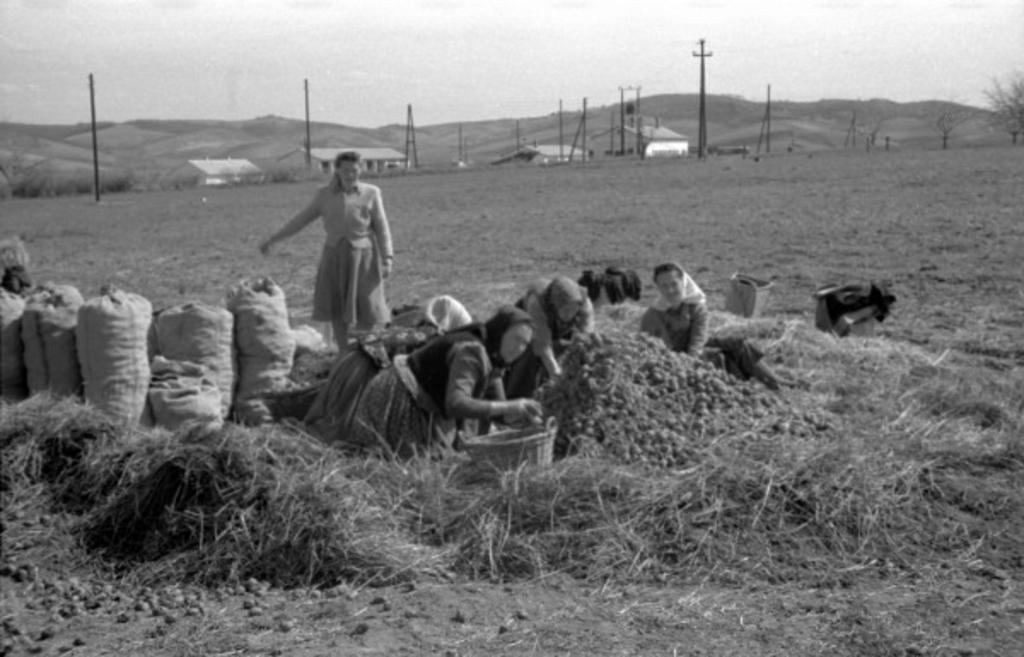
[724,273,773,318]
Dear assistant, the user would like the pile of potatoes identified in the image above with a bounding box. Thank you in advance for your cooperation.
[539,332,832,467]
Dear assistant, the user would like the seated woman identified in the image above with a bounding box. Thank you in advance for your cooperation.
[504,275,594,399]
[347,305,543,458]
[639,262,790,390]
[304,294,475,445]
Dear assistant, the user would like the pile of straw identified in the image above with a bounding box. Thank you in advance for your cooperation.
[82,422,445,587]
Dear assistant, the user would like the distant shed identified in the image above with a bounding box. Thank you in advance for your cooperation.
[491,144,588,165]
[626,124,690,158]
[278,147,407,174]
[179,158,264,186]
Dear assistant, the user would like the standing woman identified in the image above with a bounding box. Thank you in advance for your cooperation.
[504,275,594,399]
[259,151,393,348]
[348,306,543,458]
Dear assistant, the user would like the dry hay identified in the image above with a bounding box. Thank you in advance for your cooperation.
[82,422,446,588]
[538,331,834,466]
[0,394,137,512]
[410,437,1023,584]
[3,310,1020,590]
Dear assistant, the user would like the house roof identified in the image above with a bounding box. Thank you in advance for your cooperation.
[529,144,578,157]
[305,147,406,162]
[187,158,262,175]
[625,125,689,141]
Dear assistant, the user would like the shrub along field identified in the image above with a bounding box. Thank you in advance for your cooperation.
[1,147,1022,656]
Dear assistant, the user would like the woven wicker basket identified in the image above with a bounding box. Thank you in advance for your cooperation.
[462,417,556,469]
[261,382,325,422]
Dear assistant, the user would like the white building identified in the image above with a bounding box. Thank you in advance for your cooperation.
[625,124,690,158]
[278,147,408,174]
[181,158,264,186]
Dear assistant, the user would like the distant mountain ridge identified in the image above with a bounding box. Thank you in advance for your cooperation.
[0,94,1000,177]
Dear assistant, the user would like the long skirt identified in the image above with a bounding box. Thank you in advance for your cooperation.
[702,336,764,381]
[303,345,381,445]
[348,361,456,459]
[312,238,388,330]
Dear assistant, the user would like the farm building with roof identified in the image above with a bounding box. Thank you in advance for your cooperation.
[491,143,589,166]
[623,123,690,158]
[174,158,264,186]
[278,147,407,174]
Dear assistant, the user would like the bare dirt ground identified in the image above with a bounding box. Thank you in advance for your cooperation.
[3,147,1023,656]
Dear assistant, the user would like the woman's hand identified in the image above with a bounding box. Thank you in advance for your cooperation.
[258,237,274,256]
[382,256,393,279]
[503,399,543,426]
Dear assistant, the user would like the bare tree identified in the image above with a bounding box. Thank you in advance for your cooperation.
[985,72,1024,145]
[933,105,974,150]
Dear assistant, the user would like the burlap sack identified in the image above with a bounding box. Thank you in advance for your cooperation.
[77,286,152,424]
[153,302,235,418]
[226,278,295,425]
[21,283,84,396]
[148,355,223,431]
[0,289,28,401]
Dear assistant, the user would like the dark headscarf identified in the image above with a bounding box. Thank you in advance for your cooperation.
[481,304,534,367]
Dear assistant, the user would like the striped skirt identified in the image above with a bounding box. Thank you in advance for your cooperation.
[348,356,457,458]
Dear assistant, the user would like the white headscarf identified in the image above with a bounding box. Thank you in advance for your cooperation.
[652,265,706,310]
[423,295,474,332]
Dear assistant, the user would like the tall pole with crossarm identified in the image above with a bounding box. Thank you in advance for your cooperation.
[693,39,713,159]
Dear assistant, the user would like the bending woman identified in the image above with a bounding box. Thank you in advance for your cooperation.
[640,262,789,390]
[348,306,543,458]
[505,275,594,399]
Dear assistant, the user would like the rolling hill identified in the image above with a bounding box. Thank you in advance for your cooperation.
[0,94,1003,180]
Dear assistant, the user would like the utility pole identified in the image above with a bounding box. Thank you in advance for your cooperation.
[692,39,713,159]
[609,110,615,155]
[88,73,100,202]
[618,85,637,155]
[581,98,588,162]
[843,112,857,149]
[635,86,643,159]
[756,84,772,156]
[559,99,564,160]
[303,78,311,169]
[458,123,463,163]
[404,104,418,169]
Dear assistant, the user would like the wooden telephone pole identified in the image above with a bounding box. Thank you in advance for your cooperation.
[756,84,772,155]
[88,73,100,202]
[404,104,418,169]
[303,79,311,169]
[843,112,857,149]
[693,39,713,159]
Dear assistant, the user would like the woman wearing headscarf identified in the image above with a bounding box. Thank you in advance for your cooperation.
[347,305,543,458]
[504,276,594,399]
[640,262,790,390]
[304,294,476,445]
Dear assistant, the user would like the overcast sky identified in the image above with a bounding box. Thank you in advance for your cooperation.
[1,0,1022,127]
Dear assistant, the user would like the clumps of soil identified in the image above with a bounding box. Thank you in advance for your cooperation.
[539,332,833,466]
